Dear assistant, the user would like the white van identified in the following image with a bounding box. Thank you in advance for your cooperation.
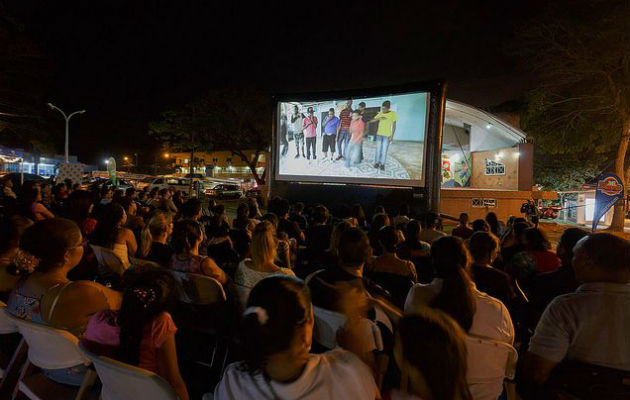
[138,176,194,192]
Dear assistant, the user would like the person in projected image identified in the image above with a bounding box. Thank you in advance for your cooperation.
[321,108,341,161]
[369,100,398,171]
[303,107,318,160]
[356,101,368,162]
[280,114,289,157]
[345,110,365,170]
[336,98,353,161]
[291,105,306,159]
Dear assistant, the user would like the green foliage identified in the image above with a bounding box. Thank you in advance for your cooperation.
[149,87,272,183]
[516,0,629,191]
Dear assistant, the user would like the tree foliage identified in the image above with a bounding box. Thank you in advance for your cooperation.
[149,88,271,183]
[516,0,629,229]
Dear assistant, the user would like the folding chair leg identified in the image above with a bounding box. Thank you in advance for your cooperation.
[0,339,27,399]
[11,359,30,400]
[74,368,97,400]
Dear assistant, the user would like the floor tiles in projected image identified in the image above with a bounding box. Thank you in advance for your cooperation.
[279,139,424,181]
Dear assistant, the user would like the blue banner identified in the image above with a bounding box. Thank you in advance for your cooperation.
[592,173,624,231]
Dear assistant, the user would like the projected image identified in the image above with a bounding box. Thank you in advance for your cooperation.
[277,92,428,186]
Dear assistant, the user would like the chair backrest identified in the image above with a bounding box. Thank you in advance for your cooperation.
[367,272,414,309]
[8,314,89,370]
[312,306,347,349]
[79,342,177,400]
[0,302,18,334]
[465,335,518,400]
[90,244,127,277]
[169,271,226,305]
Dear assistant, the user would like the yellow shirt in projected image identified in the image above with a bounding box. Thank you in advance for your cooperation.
[374,111,398,137]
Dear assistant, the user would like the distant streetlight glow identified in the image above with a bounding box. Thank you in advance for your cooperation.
[123,156,129,161]
[47,103,86,163]
[103,159,109,164]
[163,153,170,158]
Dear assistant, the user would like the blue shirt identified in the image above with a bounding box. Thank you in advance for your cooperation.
[323,116,340,135]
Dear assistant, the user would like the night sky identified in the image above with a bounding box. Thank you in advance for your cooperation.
[7,0,546,165]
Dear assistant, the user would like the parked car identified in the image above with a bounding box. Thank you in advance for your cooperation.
[2,172,46,189]
[80,177,135,191]
[204,183,243,199]
[138,176,194,192]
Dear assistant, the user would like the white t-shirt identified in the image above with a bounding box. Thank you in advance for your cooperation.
[405,279,514,400]
[234,259,295,306]
[528,282,629,371]
[214,349,378,400]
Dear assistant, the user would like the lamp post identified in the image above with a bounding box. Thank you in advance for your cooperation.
[47,103,86,163]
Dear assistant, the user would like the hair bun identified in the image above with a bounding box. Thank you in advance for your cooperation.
[243,306,269,325]
[13,249,40,274]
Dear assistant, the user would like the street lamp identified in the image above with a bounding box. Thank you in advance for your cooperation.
[123,156,129,161]
[47,103,86,163]
[163,153,170,159]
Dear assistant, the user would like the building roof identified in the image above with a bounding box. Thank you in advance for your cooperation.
[445,100,526,144]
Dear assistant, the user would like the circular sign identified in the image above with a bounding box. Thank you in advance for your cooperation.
[597,176,623,196]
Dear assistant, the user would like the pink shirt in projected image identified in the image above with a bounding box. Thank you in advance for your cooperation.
[350,119,365,144]
[303,116,318,138]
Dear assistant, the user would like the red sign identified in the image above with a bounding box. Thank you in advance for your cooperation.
[597,176,623,196]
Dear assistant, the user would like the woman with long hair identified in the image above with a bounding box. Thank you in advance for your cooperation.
[6,218,121,385]
[140,211,173,266]
[63,189,97,236]
[393,310,472,400]
[85,269,188,400]
[213,275,378,399]
[168,220,227,284]
[19,185,54,221]
[91,202,138,267]
[233,221,295,305]
[404,236,514,400]
[509,227,561,284]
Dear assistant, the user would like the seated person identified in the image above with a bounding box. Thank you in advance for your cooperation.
[212,275,379,400]
[84,269,188,400]
[509,227,561,285]
[90,202,138,267]
[525,228,588,330]
[206,224,240,270]
[368,226,417,282]
[0,216,33,296]
[368,213,390,256]
[417,213,446,244]
[168,220,227,284]
[452,212,473,239]
[396,220,431,283]
[471,219,490,233]
[391,310,472,400]
[405,236,514,400]
[467,231,515,309]
[140,211,173,267]
[305,205,333,255]
[520,233,630,391]
[233,221,295,305]
[6,218,122,385]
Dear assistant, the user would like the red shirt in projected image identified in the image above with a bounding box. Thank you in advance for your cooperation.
[350,119,365,144]
[340,107,352,131]
[303,116,318,138]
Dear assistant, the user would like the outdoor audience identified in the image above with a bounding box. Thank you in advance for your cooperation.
[0,181,628,400]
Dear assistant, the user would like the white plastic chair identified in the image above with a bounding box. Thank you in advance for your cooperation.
[169,271,226,305]
[312,306,347,349]
[8,314,96,400]
[465,334,518,400]
[90,244,127,277]
[0,303,18,379]
[79,342,177,400]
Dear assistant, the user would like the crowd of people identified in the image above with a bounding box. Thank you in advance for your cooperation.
[0,178,628,400]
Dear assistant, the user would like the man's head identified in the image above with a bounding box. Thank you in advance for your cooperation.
[328,108,335,118]
[293,105,299,113]
[557,228,588,269]
[459,213,469,225]
[346,98,353,108]
[382,100,391,112]
[358,102,366,111]
[307,107,314,115]
[573,233,630,284]
[351,110,361,121]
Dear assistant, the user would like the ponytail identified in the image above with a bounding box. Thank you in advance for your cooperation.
[140,212,172,257]
[430,236,476,332]
[140,225,153,257]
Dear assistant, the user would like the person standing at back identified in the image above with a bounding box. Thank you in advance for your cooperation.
[291,105,306,158]
[452,212,473,239]
[369,100,398,171]
[336,98,353,161]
